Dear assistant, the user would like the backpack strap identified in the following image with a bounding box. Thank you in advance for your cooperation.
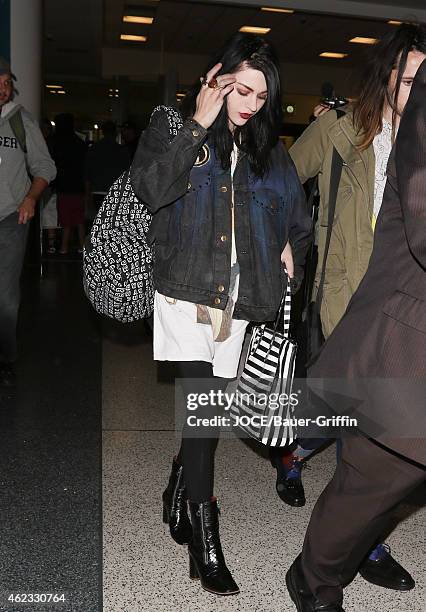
[301,175,319,309]
[9,109,27,154]
[111,107,184,227]
[151,105,183,142]
[315,108,346,310]
[303,108,346,310]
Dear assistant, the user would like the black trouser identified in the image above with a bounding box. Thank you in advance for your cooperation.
[175,361,228,504]
[301,436,425,604]
[0,212,29,363]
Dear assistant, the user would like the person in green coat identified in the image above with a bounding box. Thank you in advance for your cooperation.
[271,23,426,593]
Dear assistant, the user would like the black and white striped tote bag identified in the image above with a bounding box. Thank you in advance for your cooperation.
[230,273,297,447]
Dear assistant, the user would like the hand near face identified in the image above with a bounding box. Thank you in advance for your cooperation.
[193,63,236,130]
[313,103,331,118]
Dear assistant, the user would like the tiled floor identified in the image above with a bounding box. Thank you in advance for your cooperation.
[0,262,102,612]
[102,335,426,612]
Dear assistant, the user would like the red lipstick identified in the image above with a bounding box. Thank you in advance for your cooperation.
[239,113,252,120]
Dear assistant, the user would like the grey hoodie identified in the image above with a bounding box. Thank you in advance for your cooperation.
[0,102,56,222]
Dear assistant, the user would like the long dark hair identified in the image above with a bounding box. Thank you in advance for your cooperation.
[353,23,426,149]
[181,33,282,177]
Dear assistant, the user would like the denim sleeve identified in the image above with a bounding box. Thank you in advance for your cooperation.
[130,108,208,212]
[286,150,313,282]
[285,152,313,293]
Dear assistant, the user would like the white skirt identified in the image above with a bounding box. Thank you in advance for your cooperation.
[153,291,248,379]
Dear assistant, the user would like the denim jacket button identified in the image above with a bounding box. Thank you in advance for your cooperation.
[214,297,221,305]
[192,129,200,137]
[220,234,227,242]
[187,182,192,190]
[217,284,225,293]
[220,185,228,193]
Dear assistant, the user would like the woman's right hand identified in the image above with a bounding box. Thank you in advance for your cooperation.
[313,103,331,118]
[192,63,236,130]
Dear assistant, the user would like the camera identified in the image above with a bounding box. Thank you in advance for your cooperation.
[322,96,348,109]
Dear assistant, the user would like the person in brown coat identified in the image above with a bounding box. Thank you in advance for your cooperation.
[285,59,426,612]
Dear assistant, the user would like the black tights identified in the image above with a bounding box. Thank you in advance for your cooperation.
[175,361,228,504]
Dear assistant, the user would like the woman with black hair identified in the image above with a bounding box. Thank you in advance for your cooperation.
[130,33,311,596]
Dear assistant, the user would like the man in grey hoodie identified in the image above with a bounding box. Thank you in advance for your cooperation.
[0,57,56,386]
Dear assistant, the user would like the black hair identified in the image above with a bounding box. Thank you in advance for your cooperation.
[181,33,282,177]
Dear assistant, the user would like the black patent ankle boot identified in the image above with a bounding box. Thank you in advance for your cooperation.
[188,498,240,596]
[162,458,192,545]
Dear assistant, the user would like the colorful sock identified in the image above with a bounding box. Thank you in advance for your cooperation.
[368,543,389,561]
[280,450,297,469]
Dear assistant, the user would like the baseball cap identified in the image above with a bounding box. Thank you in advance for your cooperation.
[0,57,16,80]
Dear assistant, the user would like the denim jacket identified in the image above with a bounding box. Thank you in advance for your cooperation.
[130,107,312,322]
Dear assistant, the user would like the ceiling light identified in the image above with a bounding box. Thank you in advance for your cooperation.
[388,20,403,25]
[319,52,348,59]
[261,7,294,13]
[50,90,57,94]
[50,120,55,126]
[239,26,271,34]
[120,34,147,42]
[57,90,66,94]
[350,37,378,45]
[176,93,185,98]
[94,124,99,130]
[123,16,154,24]
[46,85,62,89]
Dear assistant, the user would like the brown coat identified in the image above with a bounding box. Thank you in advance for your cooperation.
[309,60,426,466]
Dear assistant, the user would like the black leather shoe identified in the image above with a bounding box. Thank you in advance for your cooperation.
[359,543,415,591]
[188,498,239,596]
[162,458,192,545]
[272,452,306,507]
[286,556,345,611]
[0,362,16,388]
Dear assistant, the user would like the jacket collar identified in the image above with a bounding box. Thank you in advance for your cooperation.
[328,110,365,156]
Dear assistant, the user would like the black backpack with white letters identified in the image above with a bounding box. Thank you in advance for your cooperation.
[83,106,183,322]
